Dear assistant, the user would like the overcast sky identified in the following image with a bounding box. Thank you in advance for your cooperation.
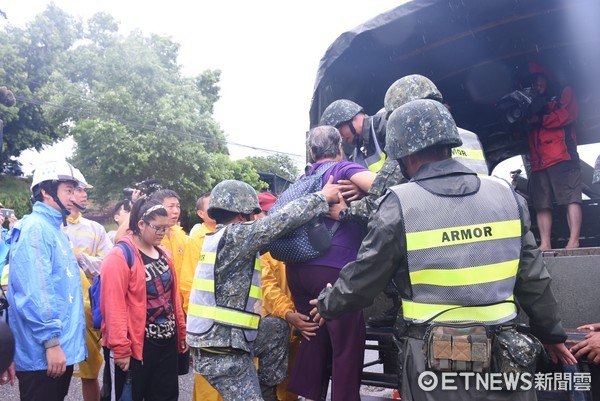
[4,1,598,179]
[3,0,403,175]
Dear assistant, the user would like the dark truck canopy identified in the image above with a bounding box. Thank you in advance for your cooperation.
[310,0,600,169]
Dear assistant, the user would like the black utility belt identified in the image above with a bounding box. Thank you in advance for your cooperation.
[415,322,543,384]
[200,346,247,356]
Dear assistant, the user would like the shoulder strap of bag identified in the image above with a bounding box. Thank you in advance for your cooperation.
[309,161,338,178]
[312,161,339,236]
[115,242,134,268]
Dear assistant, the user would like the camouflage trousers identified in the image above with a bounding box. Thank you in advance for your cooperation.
[192,316,290,401]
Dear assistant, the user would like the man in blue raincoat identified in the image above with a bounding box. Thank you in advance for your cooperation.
[6,160,86,401]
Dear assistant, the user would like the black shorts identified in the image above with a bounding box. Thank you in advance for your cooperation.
[530,161,582,210]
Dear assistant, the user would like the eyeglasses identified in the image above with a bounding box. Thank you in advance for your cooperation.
[144,221,169,234]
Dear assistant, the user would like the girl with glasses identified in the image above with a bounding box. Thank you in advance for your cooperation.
[99,198,187,401]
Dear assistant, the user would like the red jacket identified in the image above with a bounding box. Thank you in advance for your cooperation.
[100,235,186,360]
[528,86,578,172]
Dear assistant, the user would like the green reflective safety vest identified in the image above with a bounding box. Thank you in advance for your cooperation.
[452,128,489,176]
[187,228,263,342]
[391,176,522,324]
[351,118,386,172]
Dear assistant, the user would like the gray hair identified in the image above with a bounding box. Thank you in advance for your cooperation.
[307,125,342,161]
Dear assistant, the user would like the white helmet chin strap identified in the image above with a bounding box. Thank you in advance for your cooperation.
[43,182,71,226]
[72,201,86,212]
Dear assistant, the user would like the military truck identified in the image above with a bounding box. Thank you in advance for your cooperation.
[310,0,600,393]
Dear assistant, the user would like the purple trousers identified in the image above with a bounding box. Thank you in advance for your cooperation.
[286,264,365,401]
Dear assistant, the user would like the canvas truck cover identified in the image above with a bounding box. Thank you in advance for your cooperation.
[310,0,600,168]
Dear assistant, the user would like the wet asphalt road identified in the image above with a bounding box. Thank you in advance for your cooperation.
[0,366,194,400]
[0,347,394,400]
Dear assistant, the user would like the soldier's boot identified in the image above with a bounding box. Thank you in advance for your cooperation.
[259,384,279,401]
[367,296,400,328]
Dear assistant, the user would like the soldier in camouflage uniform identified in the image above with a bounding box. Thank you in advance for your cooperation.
[338,74,490,224]
[594,154,600,185]
[384,74,489,177]
[312,99,576,401]
[340,75,490,329]
[320,99,387,172]
[186,179,340,401]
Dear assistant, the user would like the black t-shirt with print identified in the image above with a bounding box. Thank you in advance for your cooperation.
[140,250,176,340]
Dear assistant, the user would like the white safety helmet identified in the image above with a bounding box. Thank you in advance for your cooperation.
[30,161,81,225]
[30,161,79,193]
[73,168,93,189]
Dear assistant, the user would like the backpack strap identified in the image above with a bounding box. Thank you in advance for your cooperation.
[115,242,134,268]
[310,161,338,179]
[313,161,341,237]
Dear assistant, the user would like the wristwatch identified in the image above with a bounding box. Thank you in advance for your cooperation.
[338,207,350,222]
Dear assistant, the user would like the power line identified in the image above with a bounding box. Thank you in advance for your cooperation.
[14,94,305,159]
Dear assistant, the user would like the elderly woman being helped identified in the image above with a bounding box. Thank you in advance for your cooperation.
[285,125,375,401]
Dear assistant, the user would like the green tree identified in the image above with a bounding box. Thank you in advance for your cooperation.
[0,4,81,162]
[0,175,32,219]
[1,6,268,210]
[59,14,232,206]
[245,154,300,182]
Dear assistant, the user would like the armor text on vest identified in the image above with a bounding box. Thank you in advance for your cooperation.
[452,148,468,157]
[441,226,493,243]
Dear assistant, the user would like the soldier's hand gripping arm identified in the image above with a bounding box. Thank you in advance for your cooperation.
[338,159,406,225]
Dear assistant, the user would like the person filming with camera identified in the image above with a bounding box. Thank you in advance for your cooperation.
[524,62,581,251]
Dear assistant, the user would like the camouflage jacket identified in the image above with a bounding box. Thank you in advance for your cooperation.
[341,158,406,225]
[187,192,329,352]
[318,158,567,345]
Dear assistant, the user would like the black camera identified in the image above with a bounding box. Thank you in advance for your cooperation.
[123,177,162,200]
[497,87,547,125]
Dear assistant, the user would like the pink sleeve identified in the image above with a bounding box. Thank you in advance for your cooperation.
[100,248,132,358]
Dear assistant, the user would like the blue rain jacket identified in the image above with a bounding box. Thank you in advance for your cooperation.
[0,227,8,278]
[6,202,86,371]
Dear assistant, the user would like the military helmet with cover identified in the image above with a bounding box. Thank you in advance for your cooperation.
[386,99,462,160]
[384,74,443,117]
[208,180,261,218]
[319,99,363,127]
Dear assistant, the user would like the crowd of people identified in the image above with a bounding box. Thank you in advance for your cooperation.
[0,68,598,401]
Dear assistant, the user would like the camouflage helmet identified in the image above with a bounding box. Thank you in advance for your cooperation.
[386,99,462,159]
[384,74,443,117]
[593,155,600,185]
[208,180,261,217]
[319,99,363,127]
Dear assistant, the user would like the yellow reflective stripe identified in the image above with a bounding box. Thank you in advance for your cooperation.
[188,304,260,329]
[409,259,519,286]
[199,251,216,264]
[254,258,262,272]
[452,147,485,161]
[403,296,515,322]
[192,278,214,292]
[193,280,261,299]
[406,220,521,251]
[249,285,262,300]
[368,153,386,172]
